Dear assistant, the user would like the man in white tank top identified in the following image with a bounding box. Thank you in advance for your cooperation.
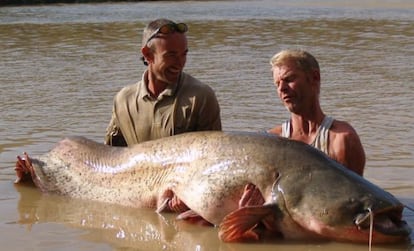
[240,50,366,208]
[267,49,365,176]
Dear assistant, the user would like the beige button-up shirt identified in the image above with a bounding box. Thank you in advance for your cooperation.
[105,71,221,146]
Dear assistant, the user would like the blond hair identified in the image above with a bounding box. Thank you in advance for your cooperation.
[270,49,319,73]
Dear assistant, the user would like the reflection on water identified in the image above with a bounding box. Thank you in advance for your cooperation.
[0,1,413,250]
[13,184,414,251]
[14,184,222,251]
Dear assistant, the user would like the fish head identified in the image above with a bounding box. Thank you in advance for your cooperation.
[272,154,412,244]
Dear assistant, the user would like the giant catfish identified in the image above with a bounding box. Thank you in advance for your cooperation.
[14,131,411,244]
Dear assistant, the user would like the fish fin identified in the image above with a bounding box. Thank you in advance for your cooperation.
[156,198,169,213]
[219,205,277,242]
[177,210,213,226]
[14,153,35,185]
[239,183,265,207]
[157,191,190,213]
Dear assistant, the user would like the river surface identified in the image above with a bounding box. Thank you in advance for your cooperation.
[0,0,413,250]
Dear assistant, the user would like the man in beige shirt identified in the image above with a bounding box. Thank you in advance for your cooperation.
[105,19,221,146]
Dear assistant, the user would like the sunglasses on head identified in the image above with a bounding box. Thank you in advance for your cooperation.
[145,22,188,45]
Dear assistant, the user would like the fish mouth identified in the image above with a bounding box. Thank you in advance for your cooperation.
[354,206,412,236]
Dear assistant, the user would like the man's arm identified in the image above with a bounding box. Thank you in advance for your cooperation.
[330,121,366,176]
[104,114,127,147]
[198,88,222,131]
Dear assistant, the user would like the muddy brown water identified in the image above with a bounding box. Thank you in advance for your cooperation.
[0,1,413,250]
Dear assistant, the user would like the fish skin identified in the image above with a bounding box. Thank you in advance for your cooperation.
[18,131,411,243]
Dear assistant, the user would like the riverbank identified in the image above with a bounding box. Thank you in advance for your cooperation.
[1,0,146,7]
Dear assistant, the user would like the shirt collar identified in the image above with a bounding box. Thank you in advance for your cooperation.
[139,70,181,101]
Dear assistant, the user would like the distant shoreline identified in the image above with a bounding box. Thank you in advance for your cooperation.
[1,0,147,7]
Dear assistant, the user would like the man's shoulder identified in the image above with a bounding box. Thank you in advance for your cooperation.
[118,82,139,93]
[267,126,282,136]
[114,81,141,102]
[181,72,214,92]
[330,119,360,141]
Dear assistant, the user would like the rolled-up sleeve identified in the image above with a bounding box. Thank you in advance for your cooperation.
[104,110,127,146]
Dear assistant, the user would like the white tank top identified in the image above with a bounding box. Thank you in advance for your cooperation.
[281,116,334,155]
